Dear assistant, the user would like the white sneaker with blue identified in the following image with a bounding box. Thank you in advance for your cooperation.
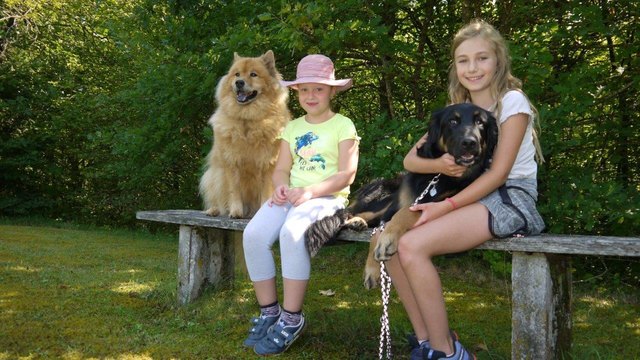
[409,330,460,360]
[418,339,475,360]
[253,313,306,356]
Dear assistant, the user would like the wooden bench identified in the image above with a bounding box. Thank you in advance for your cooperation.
[136,209,640,359]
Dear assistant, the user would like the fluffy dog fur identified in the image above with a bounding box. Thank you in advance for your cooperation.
[199,50,291,218]
[304,103,498,288]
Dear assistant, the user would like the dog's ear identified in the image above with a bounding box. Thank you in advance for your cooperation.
[420,107,447,158]
[261,50,279,78]
[233,52,241,62]
[484,110,499,167]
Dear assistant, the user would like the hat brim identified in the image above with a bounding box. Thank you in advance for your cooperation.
[280,77,353,93]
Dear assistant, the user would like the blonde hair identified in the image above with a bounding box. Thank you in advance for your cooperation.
[448,20,544,163]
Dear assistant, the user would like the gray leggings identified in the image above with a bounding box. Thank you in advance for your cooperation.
[243,196,345,281]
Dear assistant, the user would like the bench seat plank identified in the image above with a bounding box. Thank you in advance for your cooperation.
[136,209,640,257]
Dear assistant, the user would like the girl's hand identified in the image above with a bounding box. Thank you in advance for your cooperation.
[416,135,428,148]
[271,184,289,205]
[438,153,467,177]
[287,187,313,207]
[409,200,452,227]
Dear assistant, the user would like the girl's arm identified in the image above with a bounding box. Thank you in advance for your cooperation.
[411,113,529,226]
[403,133,467,177]
[287,139,359,206]
[271,140,293,205]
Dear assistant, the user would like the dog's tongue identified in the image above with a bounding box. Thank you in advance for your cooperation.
[237,90,257,103]
[237,92,250,102]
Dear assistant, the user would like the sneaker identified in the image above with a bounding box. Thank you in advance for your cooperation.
[417,339,475,360]
[410,341,431,360]
[407,332,421,350]
[408,330,459,360]
[253,314,306,356]
[243,313,280,348]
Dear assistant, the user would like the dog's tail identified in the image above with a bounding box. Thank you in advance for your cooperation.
[305,209,350,257]
[305,176,401,257]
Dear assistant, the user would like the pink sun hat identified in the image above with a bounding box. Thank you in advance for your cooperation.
[281,54,353,92]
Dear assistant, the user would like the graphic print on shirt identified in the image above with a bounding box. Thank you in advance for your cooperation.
[294,131,326,170]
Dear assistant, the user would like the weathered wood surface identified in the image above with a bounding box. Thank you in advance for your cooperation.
[136,209,640,257]
[511,253,572,359]
[177,226,236,305]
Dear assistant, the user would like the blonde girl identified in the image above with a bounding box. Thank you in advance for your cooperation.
[387,20,544,360]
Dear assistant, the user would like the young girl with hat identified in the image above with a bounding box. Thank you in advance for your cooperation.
[242,54,359,356]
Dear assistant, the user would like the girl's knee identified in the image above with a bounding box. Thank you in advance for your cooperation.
[397,233,433,265]
[279,233,305,256]
[396,236,415,265]
[397,233,417,254]
[243,225,268,252]
[279,223,302,246]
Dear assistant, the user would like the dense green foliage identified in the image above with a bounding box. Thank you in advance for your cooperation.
[1,1,638,235]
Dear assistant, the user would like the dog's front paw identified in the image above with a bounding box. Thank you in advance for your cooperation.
[374,232,398,261]
[344,216,368,231]
[228,203,245,218]
[228,211,245,218]
[204,207,220,217]
[363,262,380,290]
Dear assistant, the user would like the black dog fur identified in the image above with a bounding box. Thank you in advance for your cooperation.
[305,103,499,258]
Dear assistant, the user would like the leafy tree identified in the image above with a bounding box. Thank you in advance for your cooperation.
[0,0,637,247]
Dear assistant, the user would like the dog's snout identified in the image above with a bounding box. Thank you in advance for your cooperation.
[235,79,245,89]
[462,137,477,150]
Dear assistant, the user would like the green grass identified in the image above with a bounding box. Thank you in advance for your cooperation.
[0,221,638,359]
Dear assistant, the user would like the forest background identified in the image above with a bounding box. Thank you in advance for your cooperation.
[1,1,638,283]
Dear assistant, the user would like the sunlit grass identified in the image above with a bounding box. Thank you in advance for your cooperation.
[0,221,637,359]
[112,280,157,295]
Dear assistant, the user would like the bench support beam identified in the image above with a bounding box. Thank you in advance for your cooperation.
[178,226,237,304]
[511,252,572,359]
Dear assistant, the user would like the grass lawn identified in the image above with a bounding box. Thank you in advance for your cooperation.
[0,221,638,359]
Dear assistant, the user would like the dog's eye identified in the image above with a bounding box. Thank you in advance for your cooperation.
[475,118,484,126]
[250,72,258,77]
[235,72,240,77]
[449,118,459,126]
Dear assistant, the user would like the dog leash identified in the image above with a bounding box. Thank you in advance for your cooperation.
[375,175,442,359]
[372,223,392,360]
[412,173,441,206]
[379,260,393,359]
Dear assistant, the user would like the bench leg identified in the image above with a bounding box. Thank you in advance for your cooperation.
[511,252,572,359]
[177,225,236,304]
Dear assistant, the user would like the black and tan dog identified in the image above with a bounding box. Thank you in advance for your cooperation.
[305,103,499,288]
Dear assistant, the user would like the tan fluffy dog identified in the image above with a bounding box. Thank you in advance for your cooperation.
[199,50,291,218]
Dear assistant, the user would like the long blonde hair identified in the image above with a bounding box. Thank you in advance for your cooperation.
[448,20,544,163]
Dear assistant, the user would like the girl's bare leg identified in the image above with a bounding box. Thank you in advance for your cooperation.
[386,254,430,341]
[397,203,491,354]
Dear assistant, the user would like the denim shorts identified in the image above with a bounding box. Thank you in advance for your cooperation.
[479,178,545,238]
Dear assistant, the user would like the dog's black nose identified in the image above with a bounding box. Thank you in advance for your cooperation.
[462,138,477,150]
[235,80,245,88]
